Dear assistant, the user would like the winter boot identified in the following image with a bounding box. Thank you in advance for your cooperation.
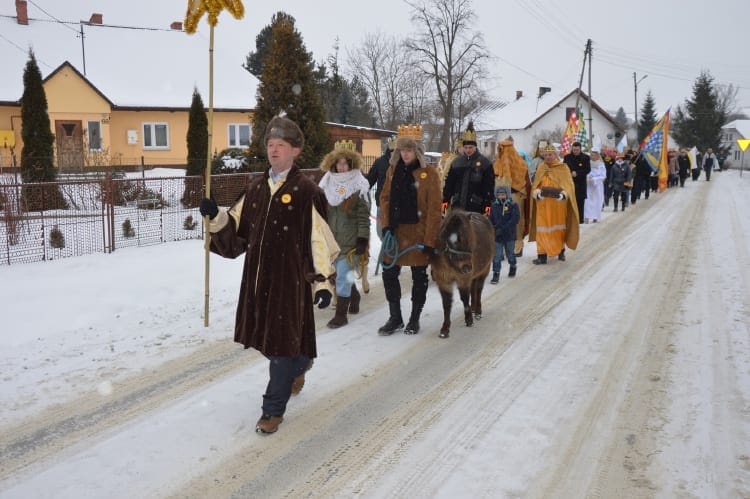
[291,359,314,396]
[378,301,404,336]
[256,413,283,434]
[508,266,517,277]
[348,284,361,314]
[558,250,566,261]
[404,305,423,335]
[490,272,500,284]
[532,254,547,265]
[327,297,350,329]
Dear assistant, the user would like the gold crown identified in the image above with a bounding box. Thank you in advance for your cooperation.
[397,124,423,141]
[334,139,355,151]
[542,144,558,154]
[462,128,477,142]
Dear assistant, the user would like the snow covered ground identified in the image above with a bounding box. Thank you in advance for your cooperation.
[1,170,749,498]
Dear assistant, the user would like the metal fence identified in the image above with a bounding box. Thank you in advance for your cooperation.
[0,169,333,265]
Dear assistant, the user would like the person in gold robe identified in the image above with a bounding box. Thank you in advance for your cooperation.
[493,138,531,257]
[528,144,579,264]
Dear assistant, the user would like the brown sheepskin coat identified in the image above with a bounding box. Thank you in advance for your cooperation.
[209,165,328,358]
[380,159,443,267]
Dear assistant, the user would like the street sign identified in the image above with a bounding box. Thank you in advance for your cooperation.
[738,139,750,152]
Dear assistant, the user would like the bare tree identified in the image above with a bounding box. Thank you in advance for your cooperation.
[716,83,747,121]
[405,0,489,150]
[347,31,415,130]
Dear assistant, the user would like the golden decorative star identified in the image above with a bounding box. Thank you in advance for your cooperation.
[184,0,244,34]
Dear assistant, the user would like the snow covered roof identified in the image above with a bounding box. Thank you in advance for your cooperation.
[474,88,619,131]
[0,6,258,109]
[723,120,750,139]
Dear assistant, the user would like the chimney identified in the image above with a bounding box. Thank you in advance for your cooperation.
[16,0,28,25]
[515,90,523,100]
[538,86,551,99]
[170,21,183,30]
[89,13,103,24]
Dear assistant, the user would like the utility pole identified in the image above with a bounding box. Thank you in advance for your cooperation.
[587,39,593,146]
[633,72,648,128]
[79,23,87,75]
[574,40,589,112]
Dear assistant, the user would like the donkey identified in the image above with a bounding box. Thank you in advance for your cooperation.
[430,209,495,338]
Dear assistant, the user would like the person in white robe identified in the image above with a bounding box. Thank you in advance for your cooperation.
[583,150,607,223]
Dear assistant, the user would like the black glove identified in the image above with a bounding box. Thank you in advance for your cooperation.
[355,237,368,255]
[421,245,438,255]
[382,226,395,237]
[199,197,219,220]
[313,289,332,309]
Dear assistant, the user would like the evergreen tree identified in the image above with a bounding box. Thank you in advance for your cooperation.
[250,16,330,168]
[20,51,55,182]
[637,91,657,144]
[182,88,208,207]
[613,106,629,130]
[244,12,299,79]
[671,71,728,155]
[20,50,65,210]
[317,46,376,126]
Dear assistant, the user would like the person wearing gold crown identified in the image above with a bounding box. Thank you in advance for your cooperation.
[493,137,531,257]
[318,140,372,328]
[528,144,579,264]
[378,124,442,335]
[366,136,397,240]
[443,121,495,214]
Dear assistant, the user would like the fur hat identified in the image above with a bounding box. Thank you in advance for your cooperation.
[263,116,304,149]
[319,145,364,172]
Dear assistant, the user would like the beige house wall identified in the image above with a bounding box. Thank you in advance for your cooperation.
[0,62,253,170]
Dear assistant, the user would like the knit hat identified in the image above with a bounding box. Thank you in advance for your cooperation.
[263,116,304,149]
[494,185,511,198]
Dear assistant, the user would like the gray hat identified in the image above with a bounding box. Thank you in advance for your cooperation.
[495,185,511,197]
[263,116,305,149]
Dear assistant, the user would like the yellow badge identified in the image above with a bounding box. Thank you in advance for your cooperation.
[420,172,427,179]
[281,193,292,204]
[337,186,346,195]
[476,161,481,167]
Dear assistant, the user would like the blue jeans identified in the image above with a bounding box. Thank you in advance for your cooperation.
[334,256,354,297]
[262,355,311,416]
[493,240,516,272]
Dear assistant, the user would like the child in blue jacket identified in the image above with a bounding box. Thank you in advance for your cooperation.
[489,185,520,283]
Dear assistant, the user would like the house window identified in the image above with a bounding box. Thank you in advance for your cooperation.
[228,123,251,148]
[87,120,102,150]
[736,150,741,161]
[143,122,169,149]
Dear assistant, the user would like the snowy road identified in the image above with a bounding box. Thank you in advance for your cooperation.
[1,171,749,498]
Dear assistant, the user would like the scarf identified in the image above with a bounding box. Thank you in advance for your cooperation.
[389,160,419,226]
[319,169,370,207]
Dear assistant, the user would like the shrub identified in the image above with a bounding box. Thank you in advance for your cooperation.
[50,225,65,248]
[183,215,198,230]
[122,218,135,238]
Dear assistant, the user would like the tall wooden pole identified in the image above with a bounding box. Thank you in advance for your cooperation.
[203,24,214,327]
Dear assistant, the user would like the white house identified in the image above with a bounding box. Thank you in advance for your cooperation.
[722,120,750,168]
[472,88,623,159]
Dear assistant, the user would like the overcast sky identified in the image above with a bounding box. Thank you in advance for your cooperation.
[2,0,748,118]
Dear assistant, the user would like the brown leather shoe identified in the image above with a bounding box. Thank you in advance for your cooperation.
[291,359,314,395]
[255,413,283,434]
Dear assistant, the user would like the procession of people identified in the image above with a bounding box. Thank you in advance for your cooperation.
[200,116,713,435]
